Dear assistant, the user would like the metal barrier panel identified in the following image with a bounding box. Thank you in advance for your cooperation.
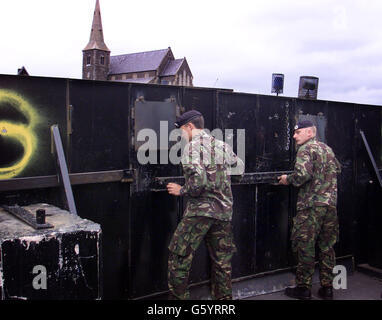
[355,104,382,268]
[1,74,381,299]
[0,75,67,179]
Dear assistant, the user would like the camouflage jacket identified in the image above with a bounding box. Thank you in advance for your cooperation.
[179,130,244,221]
[287,137,341,211]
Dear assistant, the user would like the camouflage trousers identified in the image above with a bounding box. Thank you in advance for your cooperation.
[291,206,339,289]
[168,216,236,300]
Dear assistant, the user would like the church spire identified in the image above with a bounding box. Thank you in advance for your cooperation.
[83,0,110,52]
[82,0,110,80]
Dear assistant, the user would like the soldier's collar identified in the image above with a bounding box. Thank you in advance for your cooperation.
[191,129,210,141]
[299,136,317,147]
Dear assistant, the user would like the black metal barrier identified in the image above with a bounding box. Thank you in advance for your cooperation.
[0,74,381,299]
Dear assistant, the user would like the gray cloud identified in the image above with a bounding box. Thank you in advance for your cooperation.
[1,0,382,105]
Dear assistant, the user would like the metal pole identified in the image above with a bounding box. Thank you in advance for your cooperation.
[360,130,382,189]
[51,124,78,215]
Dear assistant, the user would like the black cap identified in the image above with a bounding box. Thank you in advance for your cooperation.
[294,120,314,130]
[174,110,202,128]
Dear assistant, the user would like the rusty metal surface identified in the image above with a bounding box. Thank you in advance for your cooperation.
[2,205,53,230]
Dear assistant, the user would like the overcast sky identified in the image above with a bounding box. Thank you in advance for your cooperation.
[1,0,382,105]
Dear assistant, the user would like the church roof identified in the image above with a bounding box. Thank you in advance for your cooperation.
[83,0,110,52]
[109,48,171,74]
[160,59,184,77]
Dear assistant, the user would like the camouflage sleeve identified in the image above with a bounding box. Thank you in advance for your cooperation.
[286,147,313,187]
[180,143,208,197]
[327,144,342,174]
[224,143,245,178]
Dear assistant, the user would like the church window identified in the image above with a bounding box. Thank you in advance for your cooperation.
[100,56,105,65]
[86,56,91,65]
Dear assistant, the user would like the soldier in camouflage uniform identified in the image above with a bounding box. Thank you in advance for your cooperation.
[166,110,244,300]
[278,120,341,300]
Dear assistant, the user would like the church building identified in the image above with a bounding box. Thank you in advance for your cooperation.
[82,0,194,86]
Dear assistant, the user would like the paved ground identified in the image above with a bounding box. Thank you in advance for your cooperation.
[244,271,382,300]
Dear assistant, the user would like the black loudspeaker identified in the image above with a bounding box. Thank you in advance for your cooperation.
[298,76,319,99]
[271,73,284,95]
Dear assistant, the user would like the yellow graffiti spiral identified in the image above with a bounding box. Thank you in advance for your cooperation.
[0,90,38,179]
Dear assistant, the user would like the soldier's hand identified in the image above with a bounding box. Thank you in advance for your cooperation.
[167,183,182,196]
[278,175,289,185]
